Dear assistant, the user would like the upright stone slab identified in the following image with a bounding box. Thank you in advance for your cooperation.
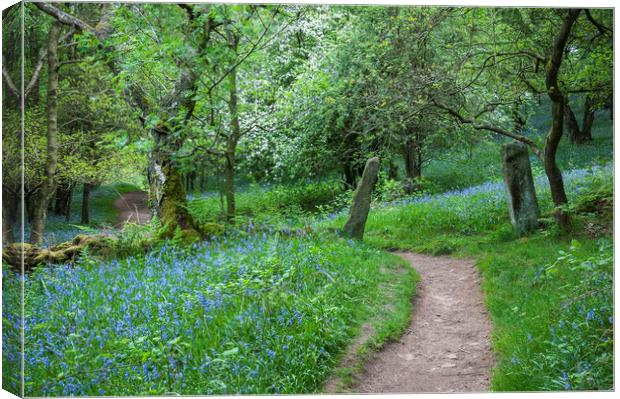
[501,141,540,235]
[343,157,380,240]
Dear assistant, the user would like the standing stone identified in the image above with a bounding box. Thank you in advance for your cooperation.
[343,157,380,240]
[501,141,540,235]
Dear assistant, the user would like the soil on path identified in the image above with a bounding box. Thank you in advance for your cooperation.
[353,252,494,393]
[113,191,151,227]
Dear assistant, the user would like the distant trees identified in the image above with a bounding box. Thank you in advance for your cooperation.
[2,4,612,240]
[2,3,142,243]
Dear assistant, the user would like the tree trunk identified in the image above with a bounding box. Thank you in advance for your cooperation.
[402,137,422,180]
[387,160,398,180]
[25,192,36,224]
[511,99,527,133]
[343,162,357,190]
[543,9,580,232]
[30,22,61,244]
[188,171,195,194]
[581,96,595,141]
[224,72,240,222]
[147,129,195,237]
[199,171,206,192]
[564,102,583,143]
[81,183,92,224]
[223,30,241,224]
[54,183,73,220]
[402,133,422,194]
[27,23,40,106]
[2,186,18,243]
[224,152,236,223]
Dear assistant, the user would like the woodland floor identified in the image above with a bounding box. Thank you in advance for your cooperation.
[113,191,496,393]
[113,190,151,227]
[353,252,494,393]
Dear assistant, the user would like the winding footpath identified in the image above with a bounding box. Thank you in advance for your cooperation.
[113,191,151,227]
[354,252,494,393]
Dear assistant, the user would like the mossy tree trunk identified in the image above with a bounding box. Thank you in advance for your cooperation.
[148,126,196,237]
[30,21,61,244]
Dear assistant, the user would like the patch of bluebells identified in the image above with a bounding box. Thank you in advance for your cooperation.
[4,230,389,396]
[21,218,100,248]
[1,267,22,395]
[378,163,613,211]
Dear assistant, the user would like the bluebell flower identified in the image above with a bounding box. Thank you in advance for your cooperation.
[561,371,571,390]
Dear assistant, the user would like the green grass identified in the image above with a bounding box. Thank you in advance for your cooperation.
[479,237,612,390]
[187,180,345,226]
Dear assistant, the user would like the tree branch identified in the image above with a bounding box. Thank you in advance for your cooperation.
[585,9,612,36]
[432,100,543,161]
[24,48,47,98]
[207,7,281,93]
[34,2,99,35]
[2,64,20,99]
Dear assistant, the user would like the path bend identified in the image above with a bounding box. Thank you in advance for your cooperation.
[354,251,494,393]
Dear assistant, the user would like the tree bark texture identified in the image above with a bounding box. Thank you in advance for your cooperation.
[2,186,19,243]
[30,22,61,244]
[53,182,73,221]
[564,102,582,143]
[147,127,195,237]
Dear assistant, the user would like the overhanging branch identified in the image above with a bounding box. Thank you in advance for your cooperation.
[432,100,543,161]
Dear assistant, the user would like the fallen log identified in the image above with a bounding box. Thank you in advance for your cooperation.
[2,234,116,273]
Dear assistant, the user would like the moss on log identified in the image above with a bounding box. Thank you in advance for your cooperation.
[2,234,116,273]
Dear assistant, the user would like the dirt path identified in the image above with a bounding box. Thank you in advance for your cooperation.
[113,191,151,227]
[353,252,494,393]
